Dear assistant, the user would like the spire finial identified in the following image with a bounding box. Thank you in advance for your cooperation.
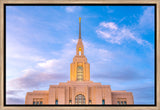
[79,17,81,22]
[79,17,81,39]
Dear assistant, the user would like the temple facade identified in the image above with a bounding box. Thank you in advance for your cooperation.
[25,18,134,105]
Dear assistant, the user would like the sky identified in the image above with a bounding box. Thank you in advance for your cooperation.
[6,5,155,105]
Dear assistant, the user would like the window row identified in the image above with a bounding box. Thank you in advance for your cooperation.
[33,100,126,105]
[33,101,43,105]
[69,100,91,104]
[47,100,108,104]
[117,101,127,105]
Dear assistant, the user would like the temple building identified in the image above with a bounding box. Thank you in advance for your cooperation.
[25,18,134,105]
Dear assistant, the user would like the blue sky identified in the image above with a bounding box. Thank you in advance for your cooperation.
[6,6,155,105]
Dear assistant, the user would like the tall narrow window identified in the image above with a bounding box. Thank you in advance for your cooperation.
[69,100,72,104]
[40,101,43,105]
[33,101,36,105]
[102,99,105,105]
[77,66,83,81]
[117,101,120,105]
[121,101,123,105]
[89,100,92,104]
[37,102,39,105]
[55,100,58,105]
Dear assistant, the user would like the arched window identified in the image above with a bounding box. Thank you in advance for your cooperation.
[102,99,105,105]
[55,100,58,105]
[75,94,85,104]
[124,101,127,105]
[77,66,83,81]
[79,48,81,56]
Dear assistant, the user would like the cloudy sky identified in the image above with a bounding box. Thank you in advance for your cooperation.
[6,5,155,105]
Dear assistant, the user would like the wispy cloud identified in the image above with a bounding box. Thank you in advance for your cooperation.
[139,7,154,30]
[126,85,154,104]
[7,39,77,90]
[100,22,118,30]
[6,90,24,96]
[93,67,151,82]
[106,6,114,13]
[65,6,81,13]
[7,97,25,104]
[96,22,152,48]
[8,69,68,89]
[7,38,112,88]
[96,6,154,49]
[37,59,64,72]
[6,89,26,104]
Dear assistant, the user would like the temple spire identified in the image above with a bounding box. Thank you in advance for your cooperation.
[79,17,81,39]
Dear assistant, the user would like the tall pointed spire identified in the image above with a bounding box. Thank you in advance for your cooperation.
[76,17,84,56]
[79,17,81,39]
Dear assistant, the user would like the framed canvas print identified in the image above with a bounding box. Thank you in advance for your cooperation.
[0,0,159,110]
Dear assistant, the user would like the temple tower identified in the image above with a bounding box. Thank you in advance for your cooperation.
[70,17,90,81]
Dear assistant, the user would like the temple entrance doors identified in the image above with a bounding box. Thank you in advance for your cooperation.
[75,94,85,104]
